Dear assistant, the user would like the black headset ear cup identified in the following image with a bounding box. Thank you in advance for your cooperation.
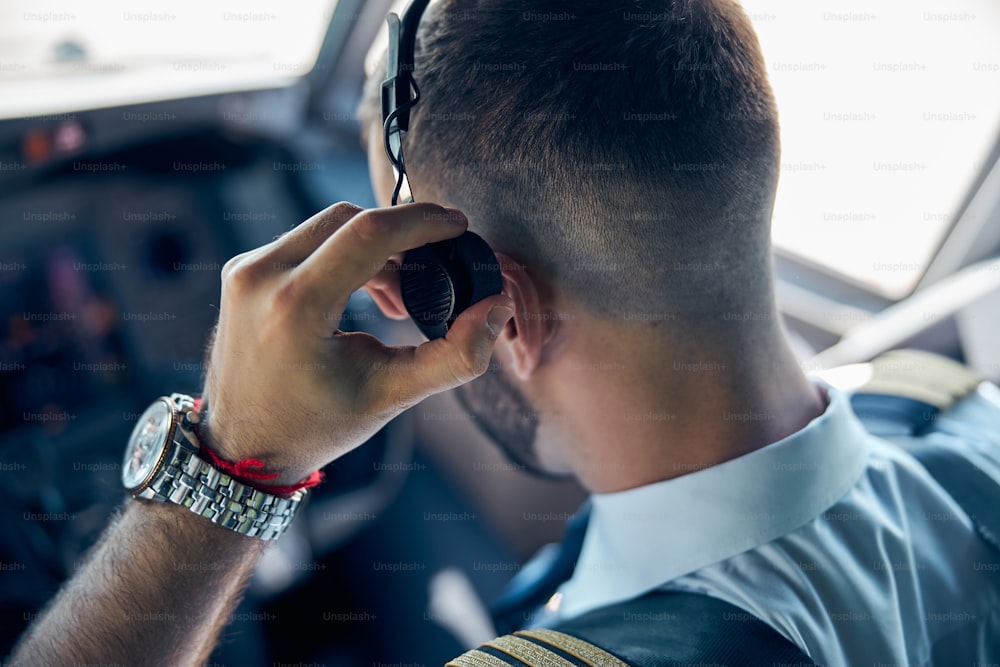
[400,231,503,339]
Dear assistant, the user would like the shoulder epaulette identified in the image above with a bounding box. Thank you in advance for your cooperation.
[858,348,981,409]
[446,628,629,667]
[448,591,818,666]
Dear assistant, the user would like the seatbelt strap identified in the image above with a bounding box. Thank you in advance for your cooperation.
[490,501,591,635]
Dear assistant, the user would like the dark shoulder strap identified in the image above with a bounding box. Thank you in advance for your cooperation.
[448,592,819,667]
[545,591,819,667]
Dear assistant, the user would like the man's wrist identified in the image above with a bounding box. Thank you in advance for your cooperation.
[194,411,321,492]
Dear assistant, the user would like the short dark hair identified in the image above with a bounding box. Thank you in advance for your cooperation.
[363,0,780,323]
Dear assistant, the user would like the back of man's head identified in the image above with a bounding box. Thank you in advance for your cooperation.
[367,0,780,326]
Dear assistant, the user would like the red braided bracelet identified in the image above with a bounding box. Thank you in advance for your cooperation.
[192,398,324,498]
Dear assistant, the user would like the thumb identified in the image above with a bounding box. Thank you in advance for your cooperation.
[409,294,515,397]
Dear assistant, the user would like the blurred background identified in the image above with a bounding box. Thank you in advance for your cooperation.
[0,0,999,664]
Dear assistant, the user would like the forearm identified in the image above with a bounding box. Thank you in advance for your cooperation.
[10,498,267,666]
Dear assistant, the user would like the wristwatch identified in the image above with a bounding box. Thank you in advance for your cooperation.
[122,393,306,541]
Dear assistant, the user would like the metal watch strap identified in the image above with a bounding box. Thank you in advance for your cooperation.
[135,394,306,541]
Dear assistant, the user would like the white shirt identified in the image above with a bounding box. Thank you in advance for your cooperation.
[546,383,1000,667]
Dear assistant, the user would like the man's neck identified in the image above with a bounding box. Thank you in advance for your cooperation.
[539,325,828,493]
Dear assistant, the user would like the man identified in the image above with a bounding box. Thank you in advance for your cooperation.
[10,0,1000,665]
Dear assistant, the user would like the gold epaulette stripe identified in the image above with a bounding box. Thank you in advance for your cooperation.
[485,634,575,666]
[446,646,518,667]
[516,629,631,667]
[861,349,981,410]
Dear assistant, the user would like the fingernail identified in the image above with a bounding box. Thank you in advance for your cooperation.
[487,306,514,336]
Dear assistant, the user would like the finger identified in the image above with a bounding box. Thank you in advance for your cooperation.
[362,257,407,320]
[368,294,515,411]
[264,201,364,267]
[294,203,468,304]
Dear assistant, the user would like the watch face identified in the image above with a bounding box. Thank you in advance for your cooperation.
[122,399,174,492]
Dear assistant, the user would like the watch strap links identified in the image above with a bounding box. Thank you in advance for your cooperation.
[133,394,305,541]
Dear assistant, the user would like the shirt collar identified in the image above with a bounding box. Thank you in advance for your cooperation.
[555,384,873,620]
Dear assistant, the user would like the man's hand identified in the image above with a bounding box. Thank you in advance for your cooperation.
[201,201,514,485]
[9,202,513,667]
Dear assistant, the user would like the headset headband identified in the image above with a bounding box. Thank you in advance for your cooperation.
[381,0,432,204]
[380,0,505,339]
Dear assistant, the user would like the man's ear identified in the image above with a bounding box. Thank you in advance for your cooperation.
[363,251,550,380]
[495,252,546,381]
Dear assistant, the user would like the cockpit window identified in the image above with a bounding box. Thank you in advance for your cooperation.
[0,0,338,118]
[742,0,1000,298]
